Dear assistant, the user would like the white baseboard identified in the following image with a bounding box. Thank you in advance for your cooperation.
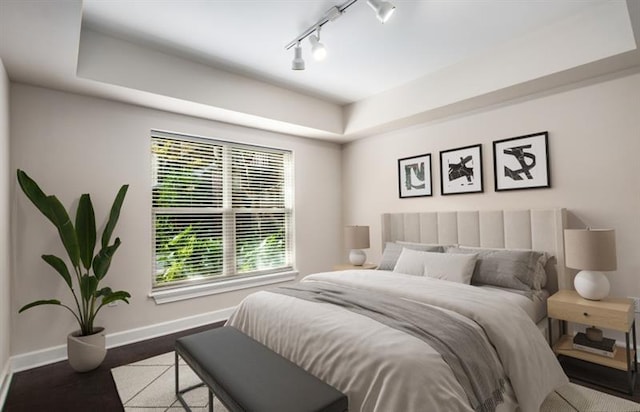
[1,361,12,410]
[10,306,235,373]
[105,306,235,348]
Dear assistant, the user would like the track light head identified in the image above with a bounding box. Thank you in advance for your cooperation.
[286,0,397,70]
[309,28,327,61]
[367,0,396,23]
[291,43,305,70]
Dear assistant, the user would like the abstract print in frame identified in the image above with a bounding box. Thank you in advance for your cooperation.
[439,144,483,195]
[493,131,550,191]
[398,153,432,198]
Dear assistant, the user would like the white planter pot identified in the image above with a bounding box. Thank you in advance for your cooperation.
[67,327,106,372]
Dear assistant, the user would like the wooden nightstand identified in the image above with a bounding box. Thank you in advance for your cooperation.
[332,263,377,271]
[547,289,637,394]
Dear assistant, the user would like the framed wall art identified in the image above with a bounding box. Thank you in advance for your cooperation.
[439,144,483,195]
[493,131,550,191]
[398,153,432,198]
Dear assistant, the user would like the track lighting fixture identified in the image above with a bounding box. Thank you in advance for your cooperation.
[366,0,396,23]
[309,27,327,61]
[291,42,305,70]
[286,0,396,70]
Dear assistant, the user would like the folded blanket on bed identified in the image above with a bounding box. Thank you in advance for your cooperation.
[273,282,505,412]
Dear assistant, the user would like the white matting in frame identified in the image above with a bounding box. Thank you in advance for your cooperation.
[493,131,550,191]
[398,153,432,198]
[440,144,483,195]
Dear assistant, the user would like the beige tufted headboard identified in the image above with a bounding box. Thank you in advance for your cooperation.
[381,209,568,294]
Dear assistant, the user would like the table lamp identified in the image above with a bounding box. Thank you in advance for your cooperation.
[564,228,617,301]
[345,226,370,266]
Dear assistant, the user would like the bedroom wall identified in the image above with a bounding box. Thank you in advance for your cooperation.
[9,84,343,355]
[342,72,640,305]
[0,59,11,397]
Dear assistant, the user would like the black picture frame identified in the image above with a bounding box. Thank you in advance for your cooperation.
[493,131,550,192]
[439,144,483,195]
[398,153,432,198]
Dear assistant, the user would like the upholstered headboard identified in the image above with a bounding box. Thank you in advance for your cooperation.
[381,209,568,294]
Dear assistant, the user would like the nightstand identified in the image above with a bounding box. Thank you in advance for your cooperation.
[547,289,637,394]
[332,263,377,271]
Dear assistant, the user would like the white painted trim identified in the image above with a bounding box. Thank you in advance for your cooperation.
[9,306,235,373]
[0,362,12,410]
[10,345,67,373]
[149,271,298,304]
[105,306,235,348]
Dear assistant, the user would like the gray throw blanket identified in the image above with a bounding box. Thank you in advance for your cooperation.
[272,282,506,412]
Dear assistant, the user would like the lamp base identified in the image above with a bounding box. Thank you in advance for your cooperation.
[574,270,610,301]
[349,249,366,266]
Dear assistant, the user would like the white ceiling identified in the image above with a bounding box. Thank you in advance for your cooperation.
[1,0,639,141]
[81,0,605,104]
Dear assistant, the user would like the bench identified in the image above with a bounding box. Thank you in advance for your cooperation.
[175,326,348,412]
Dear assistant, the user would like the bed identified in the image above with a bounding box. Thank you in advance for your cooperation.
[226,209,570,412]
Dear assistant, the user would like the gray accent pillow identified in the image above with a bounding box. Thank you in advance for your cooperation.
[377,242,443,271]
[445,246,547,292]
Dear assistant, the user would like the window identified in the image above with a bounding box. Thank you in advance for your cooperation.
[151,131,294,297]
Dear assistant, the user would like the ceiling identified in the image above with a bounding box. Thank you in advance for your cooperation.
[82,0,604,105]
[1,1,639,142]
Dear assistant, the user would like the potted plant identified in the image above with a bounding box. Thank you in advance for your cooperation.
[16,169,131,372]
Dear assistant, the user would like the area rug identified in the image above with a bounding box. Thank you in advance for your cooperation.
[112,352,640,411]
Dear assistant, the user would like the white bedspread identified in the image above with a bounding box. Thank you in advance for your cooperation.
[226,270,568,412]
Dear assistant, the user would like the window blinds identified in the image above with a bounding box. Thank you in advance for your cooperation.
[151,132,293,288]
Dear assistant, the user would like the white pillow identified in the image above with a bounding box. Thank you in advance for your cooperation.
[393,248,428,276]
[394,248,478,284]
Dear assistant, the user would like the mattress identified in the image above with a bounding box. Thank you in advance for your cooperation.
[477,286,550,324]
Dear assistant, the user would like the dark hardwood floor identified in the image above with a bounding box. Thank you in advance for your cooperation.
[2,321,224,412]
[558,355,640,404]
[3,324,639,411]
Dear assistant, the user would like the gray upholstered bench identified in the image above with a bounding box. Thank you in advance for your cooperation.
[175,326,348,412]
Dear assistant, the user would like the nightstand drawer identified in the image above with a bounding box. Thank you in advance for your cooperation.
[548,297,633,332]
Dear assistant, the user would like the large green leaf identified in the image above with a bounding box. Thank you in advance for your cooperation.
[19,299,62,313]
[41,255,72,288]
[102,185,129,249]
[80,275,98,301]
[76,194,96,270]
[16,170,56,225]
[101,290,131,306]
[92,238,121,280]
[46,195,80,268]
[95,287,113,298]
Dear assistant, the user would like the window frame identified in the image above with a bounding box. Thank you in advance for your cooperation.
[149,130,297,304]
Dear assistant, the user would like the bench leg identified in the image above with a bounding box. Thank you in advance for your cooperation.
[209,389,213,412]
[175,351,179,400]
[175,350,206,412]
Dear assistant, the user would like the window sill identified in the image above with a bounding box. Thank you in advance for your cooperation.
[149,271,299,304]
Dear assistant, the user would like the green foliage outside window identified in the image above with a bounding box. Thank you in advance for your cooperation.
[152,135,291,287]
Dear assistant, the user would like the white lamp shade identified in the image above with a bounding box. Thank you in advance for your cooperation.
[564,229,617,271]
[344,226,370,249]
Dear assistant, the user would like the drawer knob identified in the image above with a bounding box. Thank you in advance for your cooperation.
[583,312,589,316]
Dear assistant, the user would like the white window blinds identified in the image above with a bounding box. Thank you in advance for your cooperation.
[151,131,293,289]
